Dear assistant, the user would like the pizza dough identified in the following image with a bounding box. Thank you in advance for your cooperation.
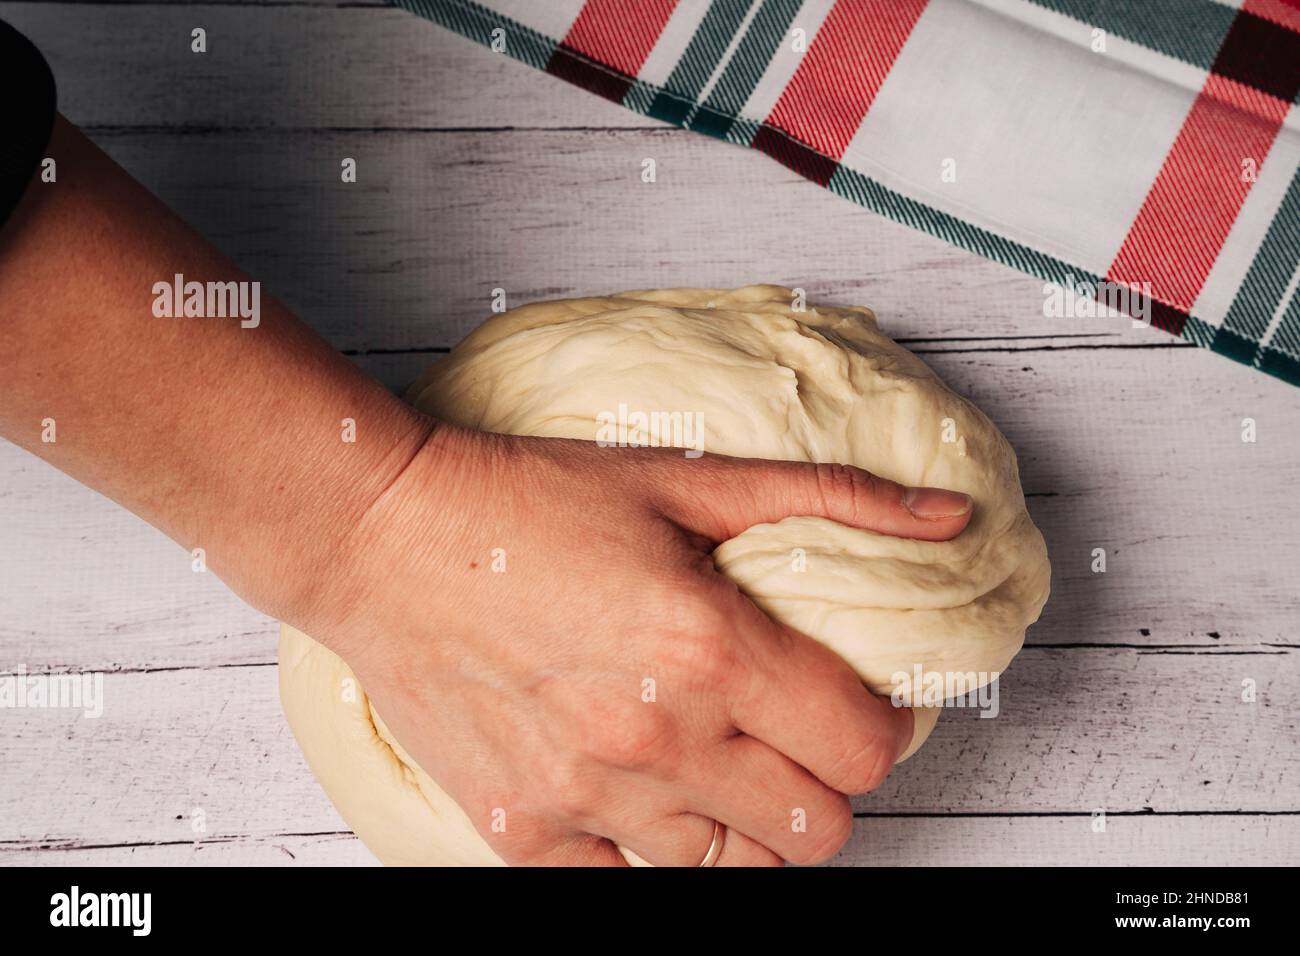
[279,285,1050,866]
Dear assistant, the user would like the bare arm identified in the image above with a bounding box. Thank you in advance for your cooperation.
[1,117,975,867]
[0,116,433,624]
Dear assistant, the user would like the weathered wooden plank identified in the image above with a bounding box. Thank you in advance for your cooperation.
[3,814,1293,865]
[0,649,1294,852]
[76,128,1167,354]
[872,646,1300,815]
[0,452,279,671]
[834,814,1300,866]
[925,346,1300,650]
[3,3,652,130]
[0,832,380,867]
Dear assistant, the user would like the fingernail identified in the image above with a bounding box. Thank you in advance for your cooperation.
[903,486,972,519]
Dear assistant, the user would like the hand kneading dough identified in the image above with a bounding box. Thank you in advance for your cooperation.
[279,285,1050,866]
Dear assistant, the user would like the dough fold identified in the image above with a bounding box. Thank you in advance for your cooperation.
[279,285,1050,866]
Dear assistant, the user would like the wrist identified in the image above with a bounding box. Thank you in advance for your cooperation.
[272,413,478,660]
[243,400,442,635]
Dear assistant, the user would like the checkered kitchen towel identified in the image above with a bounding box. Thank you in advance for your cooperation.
[394,0,1300,387]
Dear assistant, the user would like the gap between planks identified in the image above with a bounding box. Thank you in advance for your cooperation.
[5,815,1299,866]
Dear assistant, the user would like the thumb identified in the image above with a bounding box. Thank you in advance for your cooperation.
[659,455,973,544]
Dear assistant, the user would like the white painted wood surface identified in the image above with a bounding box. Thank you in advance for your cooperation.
[1,1,1297,866]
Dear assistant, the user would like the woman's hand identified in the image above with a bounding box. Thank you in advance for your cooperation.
[0,117,971,868]
[306,423,973,867]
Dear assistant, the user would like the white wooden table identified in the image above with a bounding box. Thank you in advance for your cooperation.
[1,1,1297,866]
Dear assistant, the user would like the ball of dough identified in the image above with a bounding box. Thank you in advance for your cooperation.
[279,285,1050,866]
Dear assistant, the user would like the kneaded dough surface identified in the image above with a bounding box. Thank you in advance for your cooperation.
[279,285,1050,866]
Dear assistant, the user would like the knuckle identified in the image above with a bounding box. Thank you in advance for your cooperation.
[811,462,880,520]
[484,801,568,865]
[582,706,677,772]
[539,753,603,818]
[826,731,899,795]
[791,801,855,865]
[661,620,742,689]
[499,824,559,865]
[654,588,715,636]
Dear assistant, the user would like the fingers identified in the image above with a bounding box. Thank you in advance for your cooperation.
[530,837,626,868]
[653,452,973,544]
[711,826,784,867]
[498,789,783,867]
[683,733,856,865]
[603,809,782,867]
[526,834,631,867]
[718,591,913,796]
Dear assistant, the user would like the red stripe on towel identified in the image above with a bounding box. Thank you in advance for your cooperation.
[763,0,929,162]
[561,0,679,77]
[1107,75,1290,333]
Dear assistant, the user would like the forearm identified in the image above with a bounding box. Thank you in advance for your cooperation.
[0,116,434,622]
